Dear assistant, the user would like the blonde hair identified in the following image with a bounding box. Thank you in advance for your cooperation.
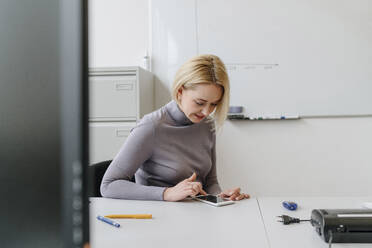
[172,54,230,130]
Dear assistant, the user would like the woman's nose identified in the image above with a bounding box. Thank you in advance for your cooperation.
[202,105,213,116]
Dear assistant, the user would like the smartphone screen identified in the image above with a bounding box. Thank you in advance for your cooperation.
[195,195,229,203]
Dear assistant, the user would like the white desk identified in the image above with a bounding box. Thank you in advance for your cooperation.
[89,197,269,248]
[257,197,372,248]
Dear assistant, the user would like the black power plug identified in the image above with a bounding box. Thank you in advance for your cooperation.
[277,215,310,225]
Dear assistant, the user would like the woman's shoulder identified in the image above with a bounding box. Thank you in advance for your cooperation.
[129,107,167,140]
[136,105,168,128]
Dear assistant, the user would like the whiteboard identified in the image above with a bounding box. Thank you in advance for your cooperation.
[197,0,372,117]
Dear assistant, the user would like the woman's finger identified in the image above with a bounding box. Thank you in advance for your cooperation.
[234,187,241,194]
[190,182,207,195]
[235,194,245,201]
[188,189,198,197]
[220,192,230,197]
[190,184,200,194]
[199,188,207,195]
[189,183,198,192]
[191,183,200,193]
[218,192,227,198]
[197,185,207,195]
[243,193,250,199]
[228,187,241,196]
[219,191,233,198]
[229,190,241,200]
[229,195,237,200]
[195,182,205,195]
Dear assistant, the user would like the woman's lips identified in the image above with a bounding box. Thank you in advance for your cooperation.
[195,114,205,120]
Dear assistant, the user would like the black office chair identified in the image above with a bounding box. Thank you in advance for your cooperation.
[90,159,136,197]
[90,160,112,197]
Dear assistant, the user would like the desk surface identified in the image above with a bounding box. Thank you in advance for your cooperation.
[89,197,269,248]
[257,197,372,248]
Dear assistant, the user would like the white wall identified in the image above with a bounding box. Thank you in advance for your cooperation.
[216,117,372,197]
[89,0,149,67]
[151,0,198,107]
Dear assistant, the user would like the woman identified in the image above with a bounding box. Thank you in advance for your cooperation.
[101,54,249,201]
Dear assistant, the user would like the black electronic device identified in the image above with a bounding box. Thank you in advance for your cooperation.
[311,209,372,244]
[0,0,90,247]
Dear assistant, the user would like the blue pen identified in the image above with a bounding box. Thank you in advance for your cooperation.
[97,215,120,228]
[282,201,298,211]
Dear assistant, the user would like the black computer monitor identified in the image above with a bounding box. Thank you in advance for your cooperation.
[0,0,90,247]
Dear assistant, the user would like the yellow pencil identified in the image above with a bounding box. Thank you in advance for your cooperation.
[104,214,152,219]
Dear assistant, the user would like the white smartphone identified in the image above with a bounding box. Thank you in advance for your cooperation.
[193,194,235,207]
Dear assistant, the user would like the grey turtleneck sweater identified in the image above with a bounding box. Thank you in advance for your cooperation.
[100,100,221,200]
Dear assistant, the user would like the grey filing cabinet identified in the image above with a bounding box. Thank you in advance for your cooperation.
[89,67,154,164]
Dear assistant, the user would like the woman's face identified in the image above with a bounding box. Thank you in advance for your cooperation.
[178,83,223,123]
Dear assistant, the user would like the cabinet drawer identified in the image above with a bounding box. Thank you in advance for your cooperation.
[89,75,137,120]
[89,122,136,164]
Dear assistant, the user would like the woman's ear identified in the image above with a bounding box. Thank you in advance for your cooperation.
[177,86,184,101]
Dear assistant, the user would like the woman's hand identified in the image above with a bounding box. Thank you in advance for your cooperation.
[219,187,250,201]
[163,172,207,201]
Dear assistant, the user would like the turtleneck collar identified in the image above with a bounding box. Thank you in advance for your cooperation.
[165,100,194,126]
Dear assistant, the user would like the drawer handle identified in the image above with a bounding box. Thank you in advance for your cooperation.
[116,130,130,137]
[116,83,133,91]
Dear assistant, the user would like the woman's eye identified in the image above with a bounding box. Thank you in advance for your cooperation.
[195,101,204,106]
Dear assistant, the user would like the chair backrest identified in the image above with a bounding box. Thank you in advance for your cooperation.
[90,160,112,197]
[90,160,136,197]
